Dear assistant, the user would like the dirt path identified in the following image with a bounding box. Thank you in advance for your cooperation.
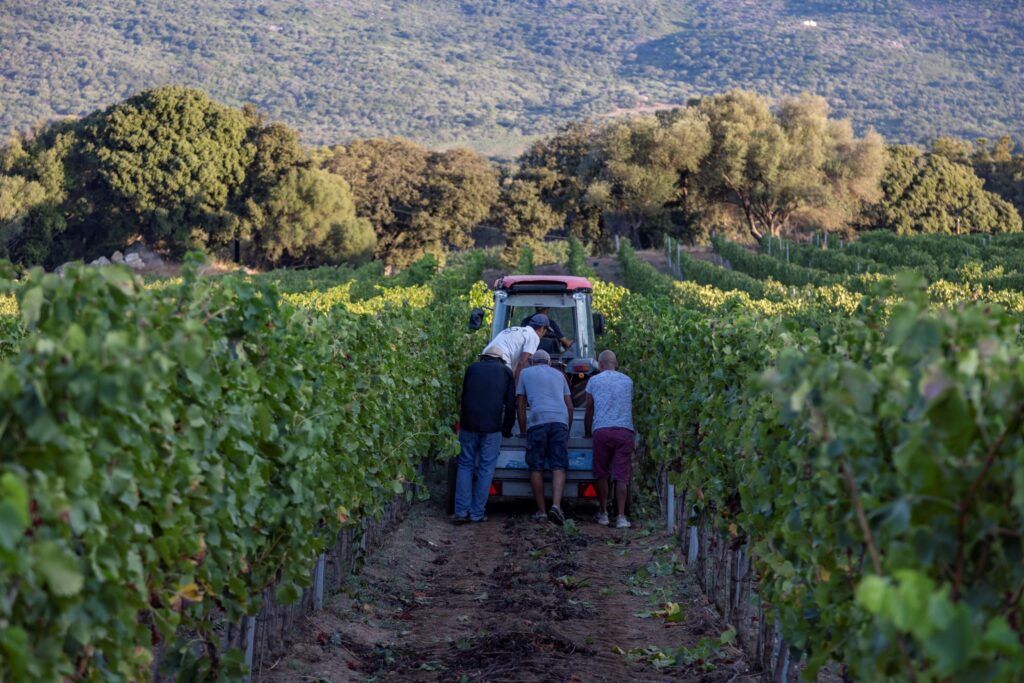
[267,490,752,683]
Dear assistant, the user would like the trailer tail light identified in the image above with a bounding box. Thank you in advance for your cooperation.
[489,482,503,496]
[572,363,590,373]
[581,483,597,498]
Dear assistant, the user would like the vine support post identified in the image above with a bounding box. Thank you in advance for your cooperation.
[666,483,676,532]
[313,554,326,610]
[786,241,790,262]
[243,615,257,683]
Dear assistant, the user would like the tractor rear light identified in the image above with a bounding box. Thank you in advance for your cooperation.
[572,363,590,372]
[581,483,597,498]
[489,482,502,496]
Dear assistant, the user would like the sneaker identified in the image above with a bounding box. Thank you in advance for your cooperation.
[470,516,488,523]
[548,506,566,527]
[615,515,631,529]
[594,511,610,526]
[450,515,469,525]
[532,511,548,523]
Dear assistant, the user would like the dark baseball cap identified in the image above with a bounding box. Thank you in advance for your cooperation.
[527,313,550,328]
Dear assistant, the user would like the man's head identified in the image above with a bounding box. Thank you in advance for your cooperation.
[530,349,551,366]
[480,346,504,361]
[598,349,618,370]
[527,313,550,338]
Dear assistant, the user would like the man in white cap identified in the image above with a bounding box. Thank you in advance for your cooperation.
[485,313,550,386]
[452,345,517,524]
[516,349,573,526]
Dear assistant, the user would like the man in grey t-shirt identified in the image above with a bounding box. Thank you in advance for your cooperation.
[516,350,573,526]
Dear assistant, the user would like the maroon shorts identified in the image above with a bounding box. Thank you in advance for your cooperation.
[592,427,634,482]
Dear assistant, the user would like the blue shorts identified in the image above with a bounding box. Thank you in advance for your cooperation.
[526,423,569,471]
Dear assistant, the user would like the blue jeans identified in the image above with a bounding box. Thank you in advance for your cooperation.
[455,430,502,521]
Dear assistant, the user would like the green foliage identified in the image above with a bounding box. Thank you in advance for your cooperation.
[581,112,707,245]
[0,131,72,266]
[1,90,498,270]
[493,178,561,261]
[323,140,499,269]
[713,235,888,294]
[867,145,1023,235]
[2,2,1022,153]
[0,89,381,268]
[0,257,484,681]
[762,230,1024,288]
[516,122,604,246]
[615,238,1024,681]
[969,136,1024,220]
[254,167,375,266]
[513,245,535,274]
[566,235,596,278]
[691,92,886,240]
[78,86,254,252]
[524,91,885,248]
[623,1,1024,147]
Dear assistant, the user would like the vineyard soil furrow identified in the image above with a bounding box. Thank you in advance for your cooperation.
[267,491,752,682]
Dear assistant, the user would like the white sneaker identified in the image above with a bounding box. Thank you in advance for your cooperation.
[594,511,609,526]
[615,515,631,529]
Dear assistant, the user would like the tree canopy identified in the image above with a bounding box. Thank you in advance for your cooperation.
[78,86,254,252]
[323,140,499,269]
[1,87,1021,269]
[525,91,889,245]
[0,88,381,268]
[867,146,1022,234]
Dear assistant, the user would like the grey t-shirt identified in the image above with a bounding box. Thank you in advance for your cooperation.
[516,365,570,429]
[586,370,634,432]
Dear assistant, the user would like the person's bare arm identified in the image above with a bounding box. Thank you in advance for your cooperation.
[584,393,594,437]
[517,394,528,436]
[560,336,574,348]
[514,352,531,386]
[564,395,574,432]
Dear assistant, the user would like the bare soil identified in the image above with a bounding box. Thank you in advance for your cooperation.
[265,490,753,683]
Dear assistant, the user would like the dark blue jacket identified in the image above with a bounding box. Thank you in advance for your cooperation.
[460,356,516,435]
[521,313,566,341]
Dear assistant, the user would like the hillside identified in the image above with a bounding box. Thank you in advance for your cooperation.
[1,0,1022,154]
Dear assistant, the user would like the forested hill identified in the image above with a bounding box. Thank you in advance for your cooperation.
[2,0,1022,154]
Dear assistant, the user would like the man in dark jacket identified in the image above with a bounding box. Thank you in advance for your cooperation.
[521,307,573,351]
[453,345,516,523]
